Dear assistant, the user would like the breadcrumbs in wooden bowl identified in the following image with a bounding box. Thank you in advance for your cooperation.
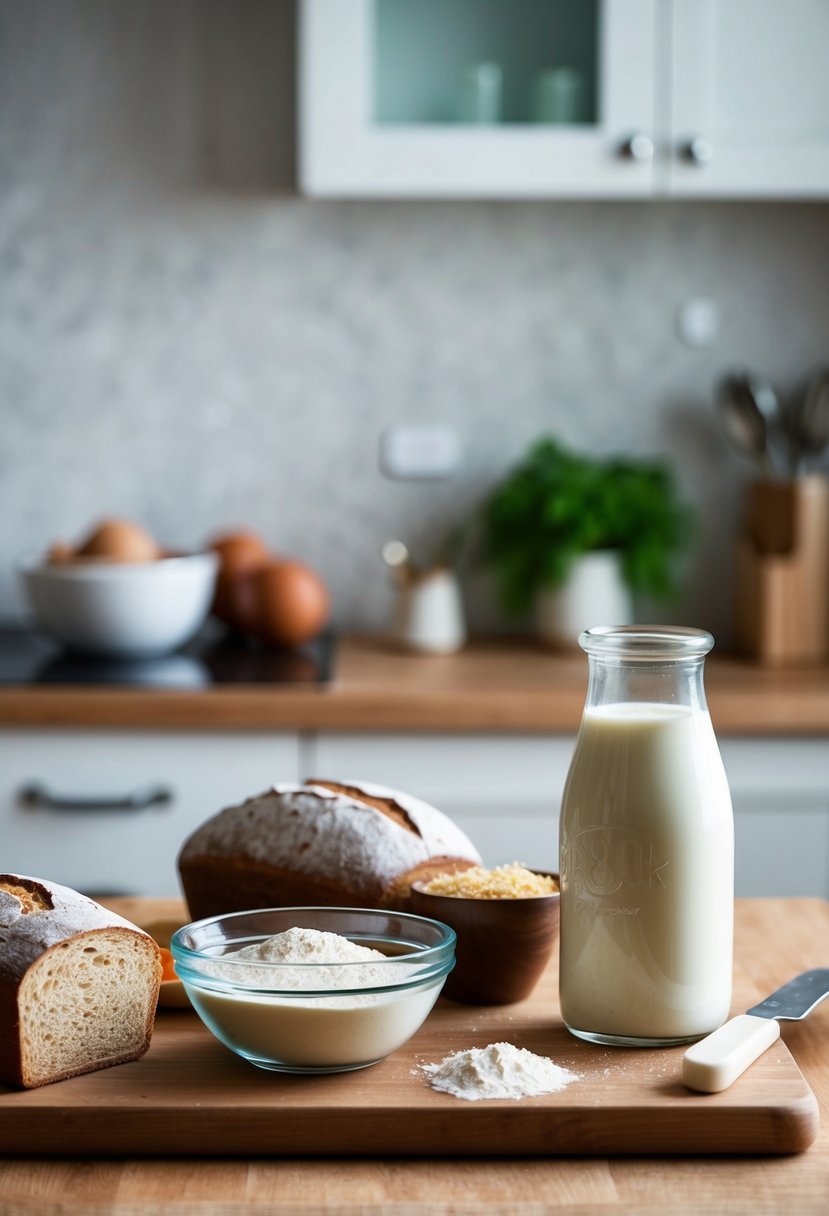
[419,863,558,900]
[410,864,560,1005]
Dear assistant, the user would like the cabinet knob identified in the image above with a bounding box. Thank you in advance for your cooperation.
[682,136,714,166]
[619,133,654,163]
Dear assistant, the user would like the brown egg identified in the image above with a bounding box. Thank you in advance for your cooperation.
[77,518,160,563]
[209,530,270,630]
[254,559,331,648]
[46,541,76,564]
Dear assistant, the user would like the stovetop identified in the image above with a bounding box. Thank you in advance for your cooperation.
[0,624,335,688]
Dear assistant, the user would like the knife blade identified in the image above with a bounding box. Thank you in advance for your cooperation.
[682,968,829,1093]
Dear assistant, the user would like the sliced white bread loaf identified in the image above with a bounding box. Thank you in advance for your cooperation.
[0,875,162,1089]
[178,779,482,919]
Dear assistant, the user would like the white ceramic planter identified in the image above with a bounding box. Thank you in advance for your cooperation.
[535,551,633,650]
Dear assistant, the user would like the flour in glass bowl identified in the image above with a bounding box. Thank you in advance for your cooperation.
[184,926,448,1071]
[420,1042,582,1101]
[224,926,394,994]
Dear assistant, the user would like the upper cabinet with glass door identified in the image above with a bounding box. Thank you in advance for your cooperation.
[299,0,829,199]
[299,0,658,198]
[667,0,829,198]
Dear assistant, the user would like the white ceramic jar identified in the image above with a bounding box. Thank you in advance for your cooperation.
[390,568,466,654]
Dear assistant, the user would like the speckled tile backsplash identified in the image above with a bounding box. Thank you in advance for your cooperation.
[2,0,828,644]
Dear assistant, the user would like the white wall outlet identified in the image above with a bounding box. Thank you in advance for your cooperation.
[379,424,462,480]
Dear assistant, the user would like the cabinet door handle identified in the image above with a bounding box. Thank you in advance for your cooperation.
[681,136,714,165]
[618,133,654,162]
[17,781,174,812]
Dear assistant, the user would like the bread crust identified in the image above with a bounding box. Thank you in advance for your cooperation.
[178,780,482,920]
[0,874,162,1089]
[379,857,480,910]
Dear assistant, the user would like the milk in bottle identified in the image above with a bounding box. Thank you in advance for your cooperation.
[559,626,734,1046]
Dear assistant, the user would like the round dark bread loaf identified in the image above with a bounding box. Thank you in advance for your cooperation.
[177,779,482,920]
[0,874,162,1089]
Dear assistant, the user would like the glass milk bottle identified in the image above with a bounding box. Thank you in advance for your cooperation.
[559,626,734,1046]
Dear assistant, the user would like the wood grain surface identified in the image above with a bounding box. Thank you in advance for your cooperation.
[0,898,827,1215]
[2,635,829,733]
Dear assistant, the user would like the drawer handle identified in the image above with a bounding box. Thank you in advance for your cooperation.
[17,782,174,812]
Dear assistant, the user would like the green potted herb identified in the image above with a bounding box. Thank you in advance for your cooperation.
[480,437,693,645]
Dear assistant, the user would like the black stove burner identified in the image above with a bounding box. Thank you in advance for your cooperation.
[0,624,334,688]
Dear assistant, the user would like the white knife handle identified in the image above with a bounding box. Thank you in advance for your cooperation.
[682,1014,781,1093]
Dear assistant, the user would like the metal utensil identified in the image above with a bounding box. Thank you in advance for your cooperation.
[792,365,829,470]
[682,968,829,1092]
[716,373,784,476]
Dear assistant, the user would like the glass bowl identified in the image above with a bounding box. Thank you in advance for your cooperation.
[171,907,456,1074]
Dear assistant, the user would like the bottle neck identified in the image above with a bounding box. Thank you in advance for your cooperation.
[585,654,708,713]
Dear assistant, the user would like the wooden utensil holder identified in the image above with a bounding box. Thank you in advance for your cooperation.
[734,475,829,666]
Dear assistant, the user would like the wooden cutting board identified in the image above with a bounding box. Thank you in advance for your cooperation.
[0,958,818,1157]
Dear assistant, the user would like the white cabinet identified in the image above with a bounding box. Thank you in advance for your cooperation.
[2,727,825,901]
[720,739,829,897]
[668,0,829,198]
[310,733,570,871]
[0,731,300,898]
[300,0,829,199]
[300,0,658,198]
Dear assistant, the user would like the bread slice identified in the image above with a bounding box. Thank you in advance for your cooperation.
[0,875,162,1089]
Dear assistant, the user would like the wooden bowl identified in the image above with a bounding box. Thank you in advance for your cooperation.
[409,873,560,1006]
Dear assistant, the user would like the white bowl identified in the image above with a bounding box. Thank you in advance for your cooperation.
[19,551,219,658]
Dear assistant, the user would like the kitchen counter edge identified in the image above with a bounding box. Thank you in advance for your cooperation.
[0,635,827,735]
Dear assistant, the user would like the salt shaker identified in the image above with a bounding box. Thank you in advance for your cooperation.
[559,626,734,1046]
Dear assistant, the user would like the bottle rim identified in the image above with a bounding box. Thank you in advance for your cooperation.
[578,625,715,661]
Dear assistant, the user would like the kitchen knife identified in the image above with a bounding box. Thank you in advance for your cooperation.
[682,968,829,1093]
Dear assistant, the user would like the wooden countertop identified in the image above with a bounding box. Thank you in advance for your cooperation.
[1,635,829,734]
[1,896,827,1215]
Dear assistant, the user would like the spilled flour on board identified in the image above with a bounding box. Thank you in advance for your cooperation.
[417,1042,582,1101]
